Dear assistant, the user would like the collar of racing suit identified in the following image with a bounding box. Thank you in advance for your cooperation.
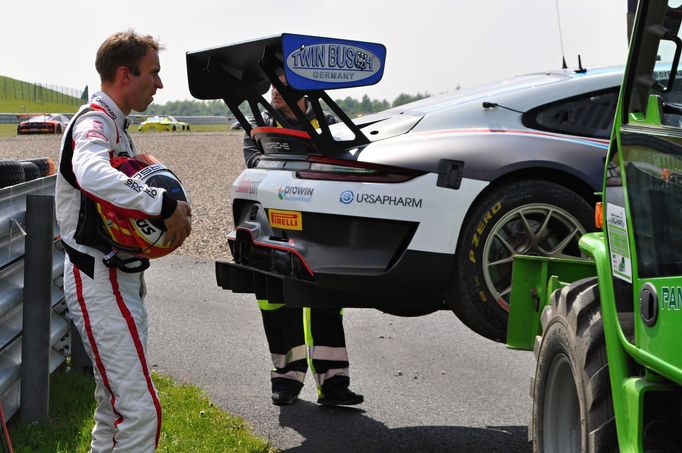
[89,91,129,133]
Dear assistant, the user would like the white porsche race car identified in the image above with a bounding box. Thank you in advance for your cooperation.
[187,34,624,342]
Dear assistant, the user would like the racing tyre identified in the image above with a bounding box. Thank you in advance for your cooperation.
[20,158,53,177]
[531,278,617,452]
[172,125,177,132]
[19,161,40,182]
[0,160,25,188]
[185,125,190,132]
[55,125,62,134]
[450,179,594,342]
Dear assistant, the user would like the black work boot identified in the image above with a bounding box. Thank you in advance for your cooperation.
[271,379,302,406]
[317,387,364,406]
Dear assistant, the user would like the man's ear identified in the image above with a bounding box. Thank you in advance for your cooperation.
[116,66,131,85]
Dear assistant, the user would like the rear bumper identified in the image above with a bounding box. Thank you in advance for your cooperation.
[215,248,452,310]
[17,127,56,135]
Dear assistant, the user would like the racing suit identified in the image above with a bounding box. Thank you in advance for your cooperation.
[56,92,176,452]
[243,108,354,399]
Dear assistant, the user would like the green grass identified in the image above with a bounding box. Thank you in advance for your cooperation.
[0,76,80,113]
[0,124,236,137]
[8,370,274,453]
[0,124,19,136]
[130,124,232,133]
[0,100,78,114]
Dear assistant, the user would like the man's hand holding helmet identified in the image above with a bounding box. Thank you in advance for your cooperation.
[164,200,192,246]
[98,154,193,259]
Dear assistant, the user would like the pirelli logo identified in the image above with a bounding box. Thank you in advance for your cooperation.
[268,209,303,231]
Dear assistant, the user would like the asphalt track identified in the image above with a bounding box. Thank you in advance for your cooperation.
[146,255,536,452]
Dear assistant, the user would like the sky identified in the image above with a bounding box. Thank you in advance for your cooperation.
[1,0,629,106]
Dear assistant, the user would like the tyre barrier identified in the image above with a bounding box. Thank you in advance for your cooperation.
[19,162,40,182]
[0,158,56,189]
[0,161,24,188]
[20,158,54,177]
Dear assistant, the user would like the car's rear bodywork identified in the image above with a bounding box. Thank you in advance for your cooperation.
[138,115,190,132]
[188,34,622,339]
[17,114,68,135]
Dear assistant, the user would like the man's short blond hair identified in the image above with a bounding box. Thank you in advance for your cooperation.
[95,30,164,83]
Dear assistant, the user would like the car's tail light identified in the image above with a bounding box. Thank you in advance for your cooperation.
[297,156,424,183]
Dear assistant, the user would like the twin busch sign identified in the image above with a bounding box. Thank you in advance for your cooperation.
[282,33,386,91]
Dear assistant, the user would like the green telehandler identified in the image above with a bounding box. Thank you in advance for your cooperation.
[507,0,682,451]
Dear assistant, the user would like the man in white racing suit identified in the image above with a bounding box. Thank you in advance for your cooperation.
[56,31,191,452]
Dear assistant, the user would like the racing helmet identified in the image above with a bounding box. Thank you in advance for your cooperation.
[96,154,189,259]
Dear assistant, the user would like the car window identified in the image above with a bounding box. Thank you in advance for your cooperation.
[524,89,619,139]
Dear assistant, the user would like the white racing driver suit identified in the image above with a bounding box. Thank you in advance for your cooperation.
[56,92,177,452]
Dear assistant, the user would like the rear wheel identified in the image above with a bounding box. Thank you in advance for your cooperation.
[532,278,617,452]
[450,179,594,342]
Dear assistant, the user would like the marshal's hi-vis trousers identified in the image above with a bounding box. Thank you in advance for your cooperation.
[258,300,352,396]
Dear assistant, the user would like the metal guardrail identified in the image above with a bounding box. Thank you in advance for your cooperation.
[0,175,70,421]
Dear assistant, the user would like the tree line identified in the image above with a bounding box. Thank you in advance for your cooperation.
[143,92,431,117]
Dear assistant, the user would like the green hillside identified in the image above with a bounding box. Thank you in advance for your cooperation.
[0,75,82,113]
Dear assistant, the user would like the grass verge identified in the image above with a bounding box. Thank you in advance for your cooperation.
[130,124,232,133]
[0,124,18,137]
[0,124,234,138]
[8,370,274,453]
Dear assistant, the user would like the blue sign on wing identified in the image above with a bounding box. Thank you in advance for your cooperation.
[282,33,386,91]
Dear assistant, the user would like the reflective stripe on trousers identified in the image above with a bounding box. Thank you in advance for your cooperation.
[258,301,350,391]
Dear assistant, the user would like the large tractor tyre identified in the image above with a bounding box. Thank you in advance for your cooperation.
[19,161,40,182]
[532,277,618,452]
[0,160,25,188]
[20,158,53,177]
[450,179,594,342]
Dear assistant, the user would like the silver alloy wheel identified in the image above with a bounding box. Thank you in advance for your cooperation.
[542,353,582,453]
[481,203,587,311]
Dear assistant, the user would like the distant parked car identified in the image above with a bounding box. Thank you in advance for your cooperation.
[138,115,190,132]
[17,114,69,135]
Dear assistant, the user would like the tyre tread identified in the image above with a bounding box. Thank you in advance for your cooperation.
[533,277,618,451]
[0,160,25,188]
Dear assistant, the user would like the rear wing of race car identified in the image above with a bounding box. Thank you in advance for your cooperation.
[186,33,387,154]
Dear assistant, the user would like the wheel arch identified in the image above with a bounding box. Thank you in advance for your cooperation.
[458,167,599,244]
